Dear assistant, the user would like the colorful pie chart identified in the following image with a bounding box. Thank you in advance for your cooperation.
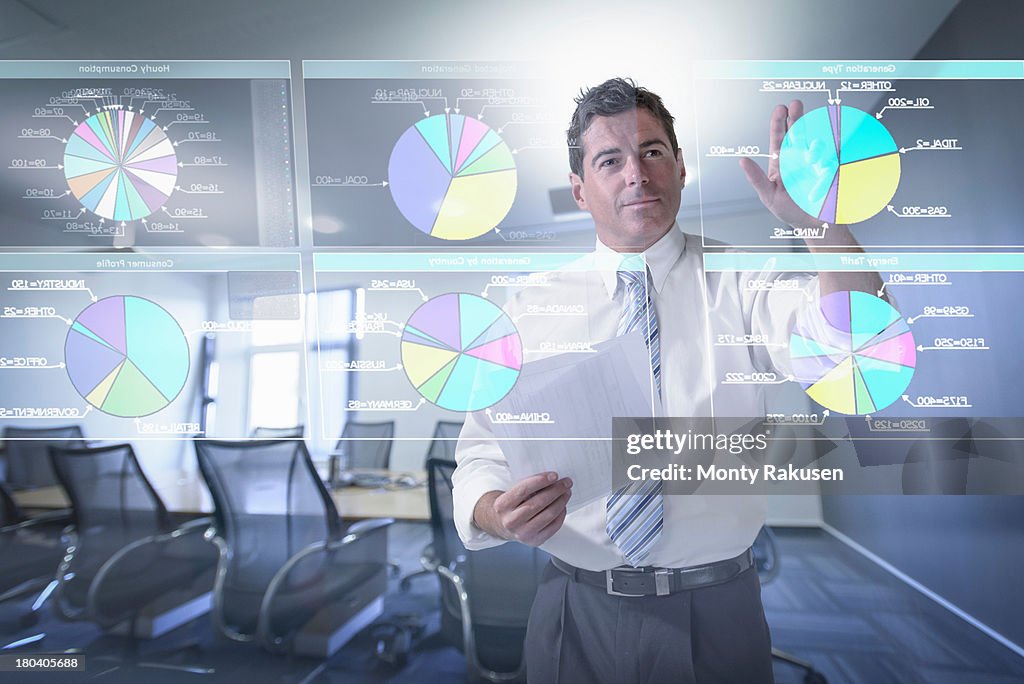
[64,110,178,221]
[64,296,189,417]
[789,291,915,415]
[401,293,522,411]
[780,105,900,225]
[388,114,517,240]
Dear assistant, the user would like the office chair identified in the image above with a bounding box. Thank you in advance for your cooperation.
[429,457,548,683]
[753,526,828,684]
[400,421,464,591]
[0,483,72,650]
[251,425,305,439]
[194,439,392,657]
[48,444,218,673]
[1,425,85,489]
[0,483,70,597]
[332,420,395,471]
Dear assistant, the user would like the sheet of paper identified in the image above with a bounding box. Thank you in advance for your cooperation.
[490,331,659,511]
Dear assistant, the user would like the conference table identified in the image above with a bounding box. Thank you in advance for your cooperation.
[12,467,430,522]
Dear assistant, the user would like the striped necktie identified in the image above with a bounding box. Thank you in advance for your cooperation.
[606,267,663,566]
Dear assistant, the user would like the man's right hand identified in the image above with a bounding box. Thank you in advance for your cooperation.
[472,472,573,547]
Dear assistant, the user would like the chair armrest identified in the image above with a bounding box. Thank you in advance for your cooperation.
[436,564,476,675]
[343,517,394,541]
[85,517,215,625]
[257,518,394,651]
[418,543,439,572]
[168,516,216,537]
[203,530,255,644]
[0,509,72,535]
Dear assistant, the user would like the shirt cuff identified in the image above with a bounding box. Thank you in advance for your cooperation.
[453,466,513,551]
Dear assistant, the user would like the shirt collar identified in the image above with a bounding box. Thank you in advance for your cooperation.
[594,223,685,299]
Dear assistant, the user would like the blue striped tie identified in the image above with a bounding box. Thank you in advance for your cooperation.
[606,267,663,566]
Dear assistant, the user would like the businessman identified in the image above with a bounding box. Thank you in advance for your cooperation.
[454,78,880,683]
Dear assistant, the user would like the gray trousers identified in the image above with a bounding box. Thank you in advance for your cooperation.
[524,561,774,684]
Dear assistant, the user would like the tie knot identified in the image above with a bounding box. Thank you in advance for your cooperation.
[617,268,647,289]
[614,268,647,301]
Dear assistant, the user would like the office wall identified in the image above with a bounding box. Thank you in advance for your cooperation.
[821,0,1024,650]
[823,496,1024,647]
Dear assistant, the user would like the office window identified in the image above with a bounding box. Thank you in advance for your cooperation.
[249,350,302,430]
[245,294,308,433]
[198,289,355,438]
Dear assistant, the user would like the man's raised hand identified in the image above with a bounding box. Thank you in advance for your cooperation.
[739,99,821,231]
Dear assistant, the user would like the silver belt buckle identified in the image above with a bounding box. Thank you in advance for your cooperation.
[606,568,640,596]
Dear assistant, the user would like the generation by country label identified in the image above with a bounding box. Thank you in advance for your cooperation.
[789,290,916,415]
[779,105,900,225]
[401,293,522,411]
[63,110,178,222]
[64,296,189,417]
[388,114,517,240]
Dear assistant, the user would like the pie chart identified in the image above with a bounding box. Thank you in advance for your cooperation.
[789,291,916,415]
[780,105,900,225]
[64,296,189,417]
[64,110,178,222]
[401,293,522,411]
[388,114,517,240]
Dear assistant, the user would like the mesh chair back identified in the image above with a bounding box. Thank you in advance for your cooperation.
[334,421,394,469]
[0,480,66,596]
[49,444,170,615]
[461,542,547,626]
[251,426,305,439]
[427,457,462,568]
[50,444,168,532]
[195,440,341,633]
[429,457,546,673]
[429,456,546,624]
[2,425,85,488]
[426,421,464,462]
[0,482,24,526]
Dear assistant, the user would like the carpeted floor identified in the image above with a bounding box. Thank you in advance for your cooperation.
[1,525,1021,683]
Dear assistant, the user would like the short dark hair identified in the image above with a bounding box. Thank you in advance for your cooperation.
[567,77,679,178]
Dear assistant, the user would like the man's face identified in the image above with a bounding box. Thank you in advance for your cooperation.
[570,107,685,252]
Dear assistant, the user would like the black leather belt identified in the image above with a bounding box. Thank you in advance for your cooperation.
[551,548,754,597]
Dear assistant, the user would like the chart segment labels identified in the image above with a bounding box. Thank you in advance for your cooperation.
[401,293,522,411]
[388,115,517,240]
[63,111,178,222]
[789,291,915,415]
[779,105,900,225]
[64,296,189,417]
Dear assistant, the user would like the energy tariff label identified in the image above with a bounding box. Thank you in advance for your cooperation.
[0,61,297,247]
[702,251,1016,420]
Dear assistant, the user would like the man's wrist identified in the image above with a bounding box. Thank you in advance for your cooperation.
[472,490,507,539]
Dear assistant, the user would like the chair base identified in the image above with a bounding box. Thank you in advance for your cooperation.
[110,590,212,639]
[293,596,383,658]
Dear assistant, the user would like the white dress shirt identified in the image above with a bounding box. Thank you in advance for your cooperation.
[453,225,819,571]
